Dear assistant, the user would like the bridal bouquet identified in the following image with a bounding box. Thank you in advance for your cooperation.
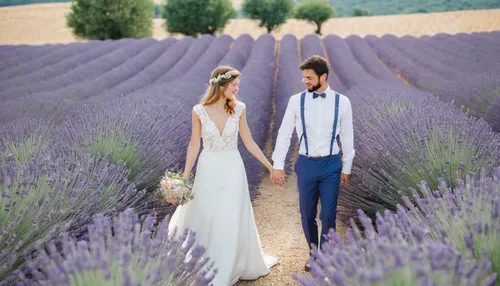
[159,171,194,205]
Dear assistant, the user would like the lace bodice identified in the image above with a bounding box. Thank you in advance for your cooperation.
[193,101,246,152]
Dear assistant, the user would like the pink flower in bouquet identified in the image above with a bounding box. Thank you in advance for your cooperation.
[160,178,171,190]
[159,171,194,205]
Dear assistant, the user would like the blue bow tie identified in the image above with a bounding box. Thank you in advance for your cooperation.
[313,92,326,99]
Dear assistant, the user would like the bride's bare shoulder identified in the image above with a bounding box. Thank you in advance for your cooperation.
[236,100,246,109]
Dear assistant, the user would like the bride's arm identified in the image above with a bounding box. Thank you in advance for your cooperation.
[239,108,273,173]
[182,110,202,181]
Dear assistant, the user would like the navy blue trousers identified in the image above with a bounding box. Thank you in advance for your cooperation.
[294,154,342,250]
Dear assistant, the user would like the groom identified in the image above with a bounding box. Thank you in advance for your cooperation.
[271,55,355,271]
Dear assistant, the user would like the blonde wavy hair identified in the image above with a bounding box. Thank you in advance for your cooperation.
[200,66,241,115]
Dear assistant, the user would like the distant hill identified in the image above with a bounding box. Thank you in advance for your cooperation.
[327,0,500,17]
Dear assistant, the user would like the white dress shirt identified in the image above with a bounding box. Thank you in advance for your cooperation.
[272,85,355,174]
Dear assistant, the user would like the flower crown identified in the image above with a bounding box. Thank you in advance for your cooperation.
[209,70,238,85]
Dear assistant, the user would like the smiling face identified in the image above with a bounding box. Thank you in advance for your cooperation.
[201,65,241,115]
[299,55,330,93]
[221,77,240,100]
[302,69,326,92]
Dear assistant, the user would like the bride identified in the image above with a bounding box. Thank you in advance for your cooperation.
[168,65,278,285]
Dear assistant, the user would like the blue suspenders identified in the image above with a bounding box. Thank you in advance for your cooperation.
[298,91,340,157]
[330,92,340,155]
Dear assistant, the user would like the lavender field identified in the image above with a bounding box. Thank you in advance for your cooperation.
[1,31,500,285]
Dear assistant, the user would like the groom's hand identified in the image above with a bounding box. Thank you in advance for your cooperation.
[271,169,285,185]
[340,173,351,184]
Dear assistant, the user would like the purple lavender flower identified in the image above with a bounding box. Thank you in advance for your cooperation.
[484,89,500,132]
[0,119,54,165]
[396,167,500,285]
[294,210,497,286]
[20,209,216,286]
[0,152,145,283]
[338,83,500,222]
[53,95,186,191]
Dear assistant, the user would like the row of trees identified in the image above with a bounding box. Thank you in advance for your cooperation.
[239,0,335,34]
[67,0,339,40]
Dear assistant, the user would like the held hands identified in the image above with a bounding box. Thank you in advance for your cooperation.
[270,169,285,185]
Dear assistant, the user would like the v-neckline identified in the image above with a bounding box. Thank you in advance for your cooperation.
[201,105,231,138]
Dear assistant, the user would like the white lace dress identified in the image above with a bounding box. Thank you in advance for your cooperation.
[168,101,278,286]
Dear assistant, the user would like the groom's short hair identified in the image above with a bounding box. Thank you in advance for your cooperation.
[299,55,330,80]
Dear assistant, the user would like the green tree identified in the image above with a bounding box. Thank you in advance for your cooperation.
[162,0,236,36]
[242,0,295,33]
[352,7,373,17]
[294,0,335,35]
[66,0,153,40]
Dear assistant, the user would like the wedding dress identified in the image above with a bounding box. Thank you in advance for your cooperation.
[168,100,278,286]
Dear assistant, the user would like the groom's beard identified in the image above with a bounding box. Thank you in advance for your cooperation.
[307,82,322,92]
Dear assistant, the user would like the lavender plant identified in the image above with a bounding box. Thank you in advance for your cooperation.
[338,84,500,221]
[20,208,217,286]
[54,95,187,191]
[0,153,146,283]
[396,167,500,285]
[0,119,53,165]
[294,210,497,286]
[485,95,500,132]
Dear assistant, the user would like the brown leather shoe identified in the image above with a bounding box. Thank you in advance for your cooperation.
[304,262,311,272]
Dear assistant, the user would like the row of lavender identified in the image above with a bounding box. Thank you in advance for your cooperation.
[0,33,273,196]
[2,32,499,125]
[366,32,500,132]
[271,33,500,285]
[0,35,276,284]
